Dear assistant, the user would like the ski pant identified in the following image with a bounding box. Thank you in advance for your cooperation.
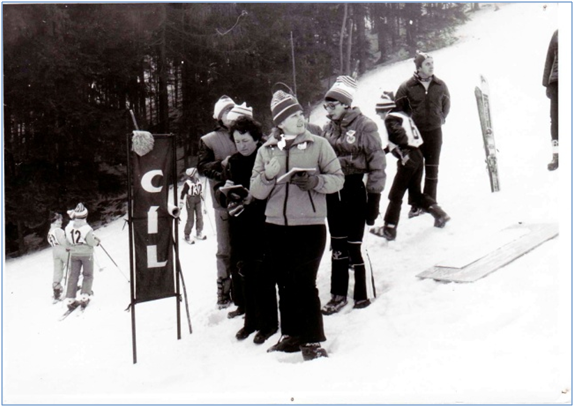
[65,254,94,299]
[183,197,203,238]
[410,127,443,203]
[265,223,326,344]
[52,247,69,289]
[548,82,558,143]
[385,149,436,226]
[326,174,368,301]
[214,208,232,298]
[240,259,278,333]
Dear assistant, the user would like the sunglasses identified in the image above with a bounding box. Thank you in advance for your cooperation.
[323,101,341,110]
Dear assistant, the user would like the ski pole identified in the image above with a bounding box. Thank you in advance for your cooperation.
[63,251,71,295]
[364,246,377,298]
[99,244,129,282]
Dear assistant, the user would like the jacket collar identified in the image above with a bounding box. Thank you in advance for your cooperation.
[408,73,443,87]
[335,106,362,127]
[263,130,315,148]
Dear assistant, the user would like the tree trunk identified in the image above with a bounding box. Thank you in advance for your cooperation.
[158,4,169,133]
[339,3,348,75]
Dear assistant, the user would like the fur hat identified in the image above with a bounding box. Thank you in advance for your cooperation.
[185,167,198,178]
[375,92,396,112]
[226,102,253,123]
[270,91,303,125]
[325,75,357,106]
[213,95,236,121]
[70,203,88,219]
[414,50,431,69]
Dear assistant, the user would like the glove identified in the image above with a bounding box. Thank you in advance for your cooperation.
[290,173,319,191]
[178,200,184,210]
[366,193,381,226]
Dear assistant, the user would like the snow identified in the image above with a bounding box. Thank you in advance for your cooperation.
[2,3,572,405]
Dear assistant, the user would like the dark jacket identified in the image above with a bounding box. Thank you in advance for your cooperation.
[542,29,558,88]
[395,74,451,132]
[321,107,386,194]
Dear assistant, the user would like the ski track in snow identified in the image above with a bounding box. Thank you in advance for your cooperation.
[3,3,572,405]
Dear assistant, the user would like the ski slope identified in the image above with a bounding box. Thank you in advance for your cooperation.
[2,3,572,405]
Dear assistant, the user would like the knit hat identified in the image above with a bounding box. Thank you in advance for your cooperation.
[185,167,198,178]
[270,90,303,125]
[213,95,236,120]
[375,92,396,112]
[226,102,253,123]
[414,50,431,69]
[71,203,88,219]
[324,75,357,106]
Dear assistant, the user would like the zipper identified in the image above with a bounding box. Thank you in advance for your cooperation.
[283,149,290,226]
[307,191,316,213]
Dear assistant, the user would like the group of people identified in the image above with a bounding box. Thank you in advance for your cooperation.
[184,51,452,361]
[48,203,100,311]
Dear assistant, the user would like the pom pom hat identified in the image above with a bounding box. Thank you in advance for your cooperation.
[324,75,357,106]
[414,50,431,69]
[270,90,303,125]
[70,203,88,219]
[375,92,396,112]
[226,102,253,123]
[213,95,236,120]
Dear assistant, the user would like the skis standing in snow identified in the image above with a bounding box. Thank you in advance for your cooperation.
[197,95,238,310]
[395,51,451,216]
[320,75,386,315]
[370,92,450,241]
[63,203,100,311]
[47,212,69,302]
[179,167,206,244]
[216,115,279,344]
[250,90,344,360]
[542,29,559,171]
[474,76,500,192]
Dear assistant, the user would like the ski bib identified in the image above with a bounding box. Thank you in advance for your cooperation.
[185,180,203,197]
[65,224,93,246]
[388,112,423,148]
[47,228,63,247]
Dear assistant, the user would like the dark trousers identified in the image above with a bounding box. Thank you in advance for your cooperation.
[385,149,436,226]
[548,82,558,142]
[240,259,278,333]
[410,127,443,203]
[264,223,326,343]
[326,175,368,301]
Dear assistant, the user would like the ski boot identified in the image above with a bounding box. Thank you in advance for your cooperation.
[216,278,232,310]
[300,343,328,361]
[79,293,91,309]
[195,232,207,241]
[353,299,371,309]
[548,153,558,171]
[184,235,195,245]
[52,283,63,302]
[321,295,347,316]
[428,204,450,228]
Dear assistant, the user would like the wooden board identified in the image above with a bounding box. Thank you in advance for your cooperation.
[417,223,558,283]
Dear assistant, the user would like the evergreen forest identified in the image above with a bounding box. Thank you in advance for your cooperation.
[3,3,473,256]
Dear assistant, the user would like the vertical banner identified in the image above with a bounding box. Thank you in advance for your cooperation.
[132,136,175,302]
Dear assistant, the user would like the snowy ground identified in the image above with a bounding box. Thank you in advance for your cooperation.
[2,3,572,405]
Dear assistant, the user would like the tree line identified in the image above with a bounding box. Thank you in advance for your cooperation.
[3,3,471,256]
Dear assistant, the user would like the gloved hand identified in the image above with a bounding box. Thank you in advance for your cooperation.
[291,173,319,191]
[178,200,184,210]
[366,193,381,226]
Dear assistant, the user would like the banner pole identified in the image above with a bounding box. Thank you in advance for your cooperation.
[127,130,138,364]
[172,134,182,340]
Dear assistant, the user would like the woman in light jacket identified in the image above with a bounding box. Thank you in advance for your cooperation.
[250,90,344,361]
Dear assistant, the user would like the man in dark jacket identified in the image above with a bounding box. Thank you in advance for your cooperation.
[320,75,386,315]
[542,29,558,171]
[395,51,450,217]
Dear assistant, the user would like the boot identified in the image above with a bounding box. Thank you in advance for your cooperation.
[300,343,328,361]
[216,278,232,309]
[548,153,558,171]
[52,283,62,301]
[428,204,450,228]
[321,295,347,315]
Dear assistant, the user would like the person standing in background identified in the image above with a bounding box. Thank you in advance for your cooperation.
[542,29,558,171]
[179,167,206,244]
[395,51,450,217]
[198,95,238,309]
[320,75,386,315]
[47,212,69,302]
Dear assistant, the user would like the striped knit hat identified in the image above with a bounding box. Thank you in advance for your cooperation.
[414,50,431,69]
[325,75,357,106]
[270,91,303,126]
[375,92,396,112]
[213,95,236,121]
[185,167,198,178]
[226,102,253,123]
[71,203,88,219]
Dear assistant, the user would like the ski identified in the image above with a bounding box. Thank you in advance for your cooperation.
[474,75,500,192]
[58,306,79,321]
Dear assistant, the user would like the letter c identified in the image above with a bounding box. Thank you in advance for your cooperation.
[141,170,163,193]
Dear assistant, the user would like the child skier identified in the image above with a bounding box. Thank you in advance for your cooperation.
[179,167,206,244]
[47,212,69,302]
[64,203,100,310]
[370,93,450,241]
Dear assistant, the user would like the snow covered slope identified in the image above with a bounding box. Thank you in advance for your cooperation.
[3,3,571,405]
